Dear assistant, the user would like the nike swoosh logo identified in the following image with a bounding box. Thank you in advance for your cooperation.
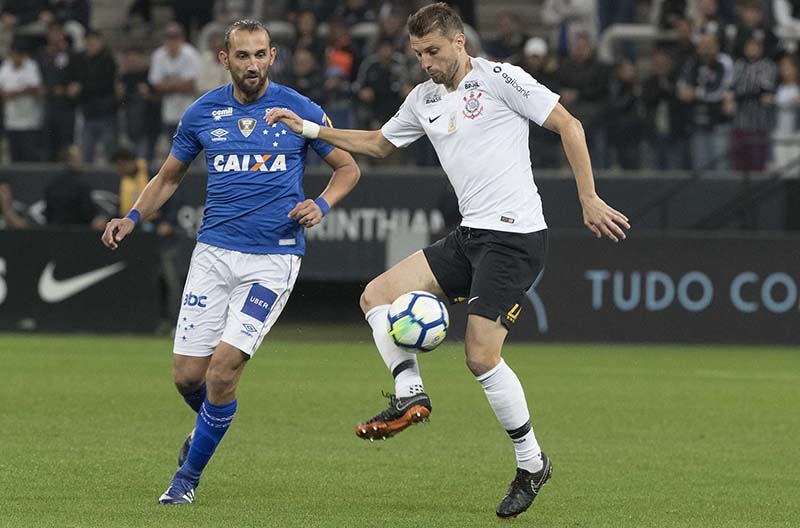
[38,261,127,303]
[428,115,442,123]
[468,296,480,304]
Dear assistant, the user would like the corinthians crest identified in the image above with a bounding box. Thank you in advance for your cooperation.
[462,91,483,120]
[238,117,256,137]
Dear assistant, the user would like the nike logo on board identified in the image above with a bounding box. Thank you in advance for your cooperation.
[38,261,127,303]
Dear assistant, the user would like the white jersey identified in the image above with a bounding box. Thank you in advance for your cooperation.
[381,56,559,233]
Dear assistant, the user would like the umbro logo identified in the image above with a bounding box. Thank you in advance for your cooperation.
[428,115,442,123]
[210,128,228,142]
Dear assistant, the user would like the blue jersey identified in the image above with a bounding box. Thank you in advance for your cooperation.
[170,82,334,255]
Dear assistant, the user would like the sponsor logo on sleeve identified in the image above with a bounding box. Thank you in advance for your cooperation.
[501,73,531,98]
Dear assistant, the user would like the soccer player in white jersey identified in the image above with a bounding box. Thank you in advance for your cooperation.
[101,20,360,504]
[268,2,629,518]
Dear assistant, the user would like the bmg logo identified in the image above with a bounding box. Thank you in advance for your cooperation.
[183,292,208,308]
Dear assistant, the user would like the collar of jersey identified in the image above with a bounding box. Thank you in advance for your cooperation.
[227,80,276,108]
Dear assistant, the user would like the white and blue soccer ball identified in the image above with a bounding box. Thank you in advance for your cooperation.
[387,290,449,352]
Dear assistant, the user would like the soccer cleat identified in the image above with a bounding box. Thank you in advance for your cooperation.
[177,428,195,467]
[158,477,196,505]
[496,452,553,518]
[355,391,431,440]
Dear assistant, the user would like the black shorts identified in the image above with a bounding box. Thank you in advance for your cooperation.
[423,226,548,329]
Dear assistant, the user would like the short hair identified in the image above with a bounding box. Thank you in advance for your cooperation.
[407,2,464,38]
[224,19,272,53]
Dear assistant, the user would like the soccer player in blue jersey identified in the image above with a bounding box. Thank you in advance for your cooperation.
[101,19,360,504]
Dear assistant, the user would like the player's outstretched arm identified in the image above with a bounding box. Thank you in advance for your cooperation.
[265,108,397,159]
[101,154,190,250]
[543,103,630,242]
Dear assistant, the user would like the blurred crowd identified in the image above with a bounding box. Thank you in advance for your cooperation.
[0,0,800,175]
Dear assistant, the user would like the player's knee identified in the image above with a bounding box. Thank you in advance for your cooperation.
[205,363,238,394]
[466,356,498,377]
[173,370,204,395]
[360,279,387,314]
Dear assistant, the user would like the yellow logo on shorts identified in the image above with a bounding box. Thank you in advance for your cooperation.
[506,303,521,323]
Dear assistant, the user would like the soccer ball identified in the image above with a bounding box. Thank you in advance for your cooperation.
[387,290,449,352]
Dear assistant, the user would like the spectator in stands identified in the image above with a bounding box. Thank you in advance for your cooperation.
[541,0,598,56]
[0,39,44,162]
[148,22,201,151]
[652,0,689,29]
[598,0,635,33]
[112,147,148,217]
[197,30,229,93]
[42,0,90,29]
[772,53,800,173]
[522,37,562,169]
[0,0,48,29]
[118,47,160,163]
[678,32,734,170]
[354,38,406,128]
[774,0,800,40]
[729,0,779,60]
[334,0,377,27]
[293,9,326,65]
[484,10,528,63]
[38,24,77,162]
[326,19,358,80]
[365,9,408,56]
[71,29,118,164]
[692,0,728,44]
[43,144,106,228]
[289,47,325,104]
[320,64,354,130]
[725,36,776,172]
[557,31,611,166]
[0,178,29,229]
[173,0,214,41]
[641,46,690,170]
[605,60,642,169]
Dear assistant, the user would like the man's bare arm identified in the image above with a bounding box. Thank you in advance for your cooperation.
[265,108,397,159]
[543,103,630,242]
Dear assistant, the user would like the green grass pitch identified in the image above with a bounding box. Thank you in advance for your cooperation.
[1,329,798,527]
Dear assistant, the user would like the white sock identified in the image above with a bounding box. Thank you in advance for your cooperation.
[366,305,425,398]
[476,359,543,473]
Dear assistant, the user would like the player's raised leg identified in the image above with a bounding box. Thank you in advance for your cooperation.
[463,314,551,518]
[356,250,444,440]
[159,342,247,504]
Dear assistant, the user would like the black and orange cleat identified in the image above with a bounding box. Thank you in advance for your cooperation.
[355,391,432,441]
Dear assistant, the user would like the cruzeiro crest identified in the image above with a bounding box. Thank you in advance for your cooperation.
[462,90,483,120]
[238,117,257,138]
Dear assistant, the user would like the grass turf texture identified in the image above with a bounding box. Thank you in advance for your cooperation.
[1,330,798,527]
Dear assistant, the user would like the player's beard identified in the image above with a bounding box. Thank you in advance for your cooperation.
[231,67,268,97]
[429,58,460,86]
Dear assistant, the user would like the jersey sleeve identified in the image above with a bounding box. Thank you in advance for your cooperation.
[491,63,560,126]
[170,106,202,163]
[380,88,425,148]
[301,99,336,158]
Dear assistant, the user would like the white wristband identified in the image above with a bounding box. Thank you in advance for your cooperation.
[301,120,320,139]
